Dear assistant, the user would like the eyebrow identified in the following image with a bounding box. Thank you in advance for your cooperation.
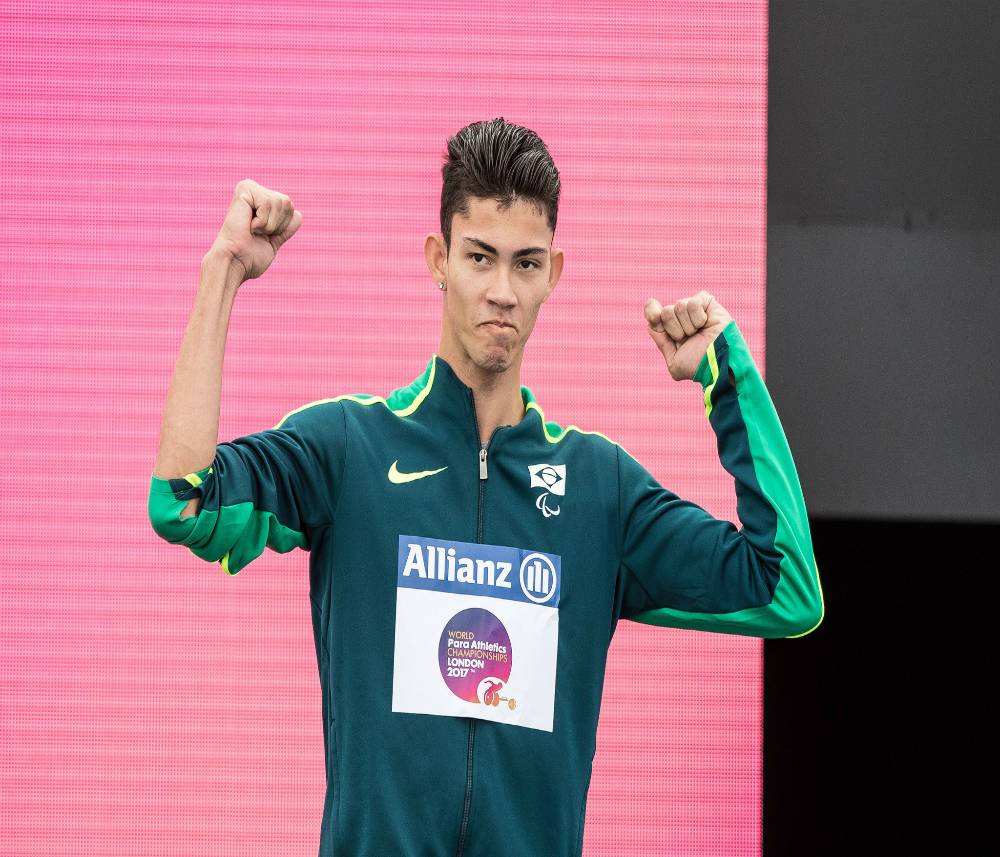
[463,237,547,259]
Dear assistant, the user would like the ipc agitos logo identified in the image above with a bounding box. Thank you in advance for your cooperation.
[528,463,565,518]
[439,608,513,708]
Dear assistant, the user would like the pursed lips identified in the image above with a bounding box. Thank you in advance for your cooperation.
[480,319,517,331]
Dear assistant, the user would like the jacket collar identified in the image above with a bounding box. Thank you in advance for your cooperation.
[395,356,542,438]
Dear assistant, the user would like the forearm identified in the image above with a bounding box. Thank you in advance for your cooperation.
[152,251,242,483]
[628,322,823,637]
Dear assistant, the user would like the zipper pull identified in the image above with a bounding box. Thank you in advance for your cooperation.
[479,447,488,480]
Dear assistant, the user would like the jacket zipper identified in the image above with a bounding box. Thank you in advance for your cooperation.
[477,446,488,539]
[456,393,491,857]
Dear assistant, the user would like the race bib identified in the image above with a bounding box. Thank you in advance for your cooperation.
[391,535,560,732]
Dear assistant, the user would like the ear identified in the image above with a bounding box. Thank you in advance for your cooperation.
[424,233,448,282]
[545,247,565,299]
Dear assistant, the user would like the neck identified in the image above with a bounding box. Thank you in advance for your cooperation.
[440,352,527,442]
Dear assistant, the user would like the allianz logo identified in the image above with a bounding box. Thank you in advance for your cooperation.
[519,553,558,604]
[402,543,558,604]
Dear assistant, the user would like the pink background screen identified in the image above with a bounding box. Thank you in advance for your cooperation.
[2,2,767,854]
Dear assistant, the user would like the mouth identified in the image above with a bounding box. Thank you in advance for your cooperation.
[480,319,517,332]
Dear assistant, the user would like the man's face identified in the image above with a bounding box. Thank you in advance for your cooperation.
[428,196,563,379]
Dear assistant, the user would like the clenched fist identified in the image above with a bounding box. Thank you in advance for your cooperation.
[208,179,302,284]
[644,292,733,381]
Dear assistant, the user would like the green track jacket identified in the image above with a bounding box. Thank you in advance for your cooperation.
[149,321,823,856]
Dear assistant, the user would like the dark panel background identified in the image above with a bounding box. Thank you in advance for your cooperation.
[766,0,999,522]
[765,2,997,853]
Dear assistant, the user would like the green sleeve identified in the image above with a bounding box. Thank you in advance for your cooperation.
[621,321,824,638]
[147,399,347,575]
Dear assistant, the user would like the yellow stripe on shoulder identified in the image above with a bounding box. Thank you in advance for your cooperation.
[274,397,345,429]
[391,355,436,417]
[525,401,618,447]
[272,359,437,429]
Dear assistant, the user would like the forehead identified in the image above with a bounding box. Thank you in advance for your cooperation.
[451,197,552,248]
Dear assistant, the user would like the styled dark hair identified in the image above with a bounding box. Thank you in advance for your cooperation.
[440,118,561,249]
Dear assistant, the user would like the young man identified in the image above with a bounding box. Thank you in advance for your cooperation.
[150,118,822,856]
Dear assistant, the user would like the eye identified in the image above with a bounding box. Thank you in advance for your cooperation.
[517,259,540,271]
[469,253,489,266]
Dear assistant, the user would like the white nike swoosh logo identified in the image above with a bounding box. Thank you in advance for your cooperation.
[388,460,448,484]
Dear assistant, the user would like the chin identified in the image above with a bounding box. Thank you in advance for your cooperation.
[473,350,514,374]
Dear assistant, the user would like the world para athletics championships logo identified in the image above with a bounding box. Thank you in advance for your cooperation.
[438,608,516,710]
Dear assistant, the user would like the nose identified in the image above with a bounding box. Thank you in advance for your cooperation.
[485,267,517,309]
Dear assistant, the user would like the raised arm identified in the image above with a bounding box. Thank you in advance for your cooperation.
[153,180,302,518]
[617,293,823,638]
